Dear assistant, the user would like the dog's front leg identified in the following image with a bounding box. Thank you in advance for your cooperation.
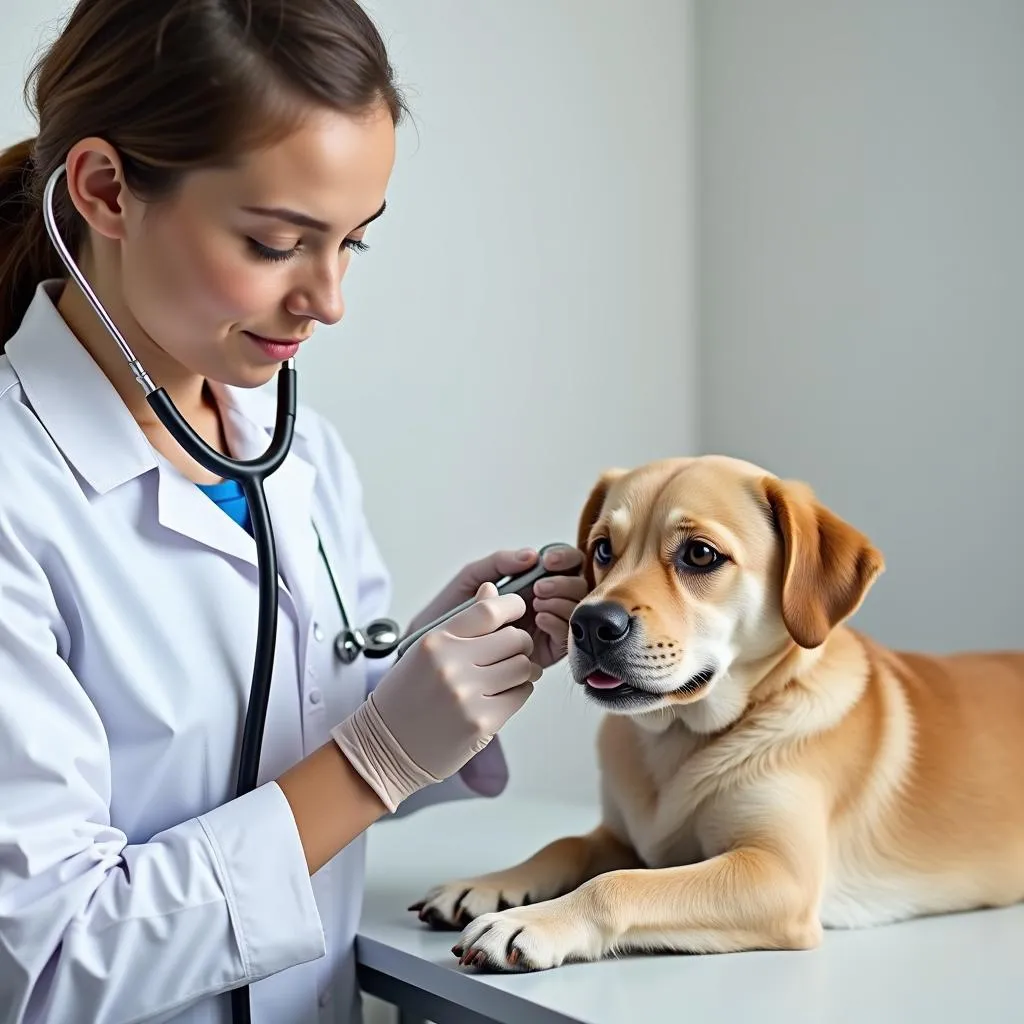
[410,824,642,930]
[454,784,827,971]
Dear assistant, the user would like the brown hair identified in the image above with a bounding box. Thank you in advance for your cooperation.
[0,0,406,348]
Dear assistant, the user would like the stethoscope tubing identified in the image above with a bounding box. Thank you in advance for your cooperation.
[42,162,293,1024]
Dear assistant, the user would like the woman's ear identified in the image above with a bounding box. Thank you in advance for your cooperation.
[63,137,130,242]
[576,468,626,589]
[763,476,885,649]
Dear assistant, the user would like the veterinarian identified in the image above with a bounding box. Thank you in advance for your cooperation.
[0,2,586,1022]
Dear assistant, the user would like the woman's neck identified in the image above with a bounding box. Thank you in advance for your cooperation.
[56,275,230,484]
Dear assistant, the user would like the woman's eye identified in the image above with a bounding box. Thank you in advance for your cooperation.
[593,538,613,566]
[249,236,370,263]
[678,540,725,572]
[249,239,298,263]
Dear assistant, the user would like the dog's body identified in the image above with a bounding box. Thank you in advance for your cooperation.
[411,456,1024,972]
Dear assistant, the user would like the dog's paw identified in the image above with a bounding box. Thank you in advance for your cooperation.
[450,898,605,972]
[408,877,535,931]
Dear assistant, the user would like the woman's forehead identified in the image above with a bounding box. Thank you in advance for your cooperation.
[184,105,395,230]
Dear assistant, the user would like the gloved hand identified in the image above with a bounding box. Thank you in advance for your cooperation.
[331,583,540,813]
[405,544,586,669]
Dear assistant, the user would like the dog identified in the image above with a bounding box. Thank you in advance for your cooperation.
[408,455,1024,972]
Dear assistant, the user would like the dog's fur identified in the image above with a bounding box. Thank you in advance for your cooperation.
[410,455,1024,972]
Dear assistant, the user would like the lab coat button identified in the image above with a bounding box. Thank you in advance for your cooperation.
[313,623,324,642]
[308,688,322,705]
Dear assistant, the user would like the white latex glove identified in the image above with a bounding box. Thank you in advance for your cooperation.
[331,582,540,813]
[405,544,586,669]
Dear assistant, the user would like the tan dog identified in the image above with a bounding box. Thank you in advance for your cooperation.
[409,455,1024,972]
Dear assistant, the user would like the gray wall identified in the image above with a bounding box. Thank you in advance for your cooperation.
[697,0,1023,653]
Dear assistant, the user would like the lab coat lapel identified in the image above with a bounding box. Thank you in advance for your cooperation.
[154,461,261,568]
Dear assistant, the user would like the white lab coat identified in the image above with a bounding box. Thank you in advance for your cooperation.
[0,281,509,1024]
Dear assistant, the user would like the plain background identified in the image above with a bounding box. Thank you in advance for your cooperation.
[2,3,1021,1023]
[697,0,1024,657]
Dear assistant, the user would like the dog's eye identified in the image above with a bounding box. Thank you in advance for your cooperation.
[679,540,724,572]
[593,538,613,566]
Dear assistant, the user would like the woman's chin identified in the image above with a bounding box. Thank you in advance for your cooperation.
[211,362,282,389]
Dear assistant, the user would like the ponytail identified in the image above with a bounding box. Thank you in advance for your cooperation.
[0,137,70,350]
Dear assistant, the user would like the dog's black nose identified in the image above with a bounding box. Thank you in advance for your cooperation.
[570,601,632,655]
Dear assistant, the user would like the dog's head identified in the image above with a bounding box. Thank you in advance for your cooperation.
[567,456,884,731]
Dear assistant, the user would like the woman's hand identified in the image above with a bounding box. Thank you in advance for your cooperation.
[406,545,587,669]
[332,583,541,815]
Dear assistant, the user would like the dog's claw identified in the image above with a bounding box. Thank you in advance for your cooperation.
[506,926,524,965]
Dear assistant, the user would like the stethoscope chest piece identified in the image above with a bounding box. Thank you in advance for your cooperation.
[333,617,402,663]
[334,628,365,664]
[315,525,402,663]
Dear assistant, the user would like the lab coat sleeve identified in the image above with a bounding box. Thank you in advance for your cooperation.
[320,423,510,813]
[0,512,325,1024]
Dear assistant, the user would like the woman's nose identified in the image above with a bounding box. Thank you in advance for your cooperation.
[290,258,346,325]
[312,285,345,326]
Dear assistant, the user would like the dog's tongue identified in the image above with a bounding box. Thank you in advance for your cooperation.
[586,671,623,689]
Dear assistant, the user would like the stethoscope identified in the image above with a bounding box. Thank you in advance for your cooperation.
[42,159,572,1024]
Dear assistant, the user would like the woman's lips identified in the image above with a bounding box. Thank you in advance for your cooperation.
[243,331,302,360]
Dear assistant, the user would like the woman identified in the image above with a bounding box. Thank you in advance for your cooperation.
[0,1,585,1021]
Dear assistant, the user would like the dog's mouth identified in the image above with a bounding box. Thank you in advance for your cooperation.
[581,666,717,707]
[584,670,626,691]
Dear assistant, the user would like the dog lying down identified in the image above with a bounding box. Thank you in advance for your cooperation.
[408,455,1024,972]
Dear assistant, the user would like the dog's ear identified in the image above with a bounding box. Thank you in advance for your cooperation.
[576,468,626,589]
[762,477,885,649]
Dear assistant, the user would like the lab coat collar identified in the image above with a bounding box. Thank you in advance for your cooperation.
[5,279,159,494]
[6,280,318,624]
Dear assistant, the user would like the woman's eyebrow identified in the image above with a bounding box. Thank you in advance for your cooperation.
[240,200,387,233]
